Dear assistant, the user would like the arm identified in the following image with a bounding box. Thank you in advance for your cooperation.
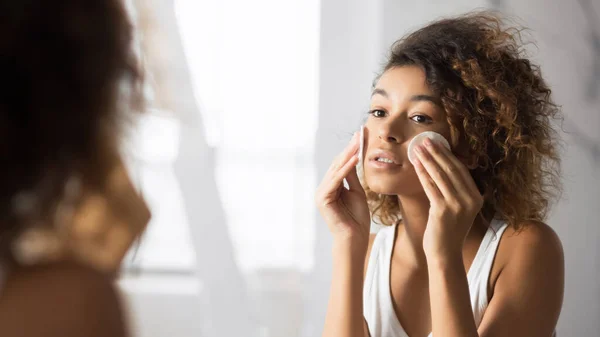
[316,132,372,337]
[322,239,370,337]
[476,223,564,336]
[413,139,563,337]
[322,234,376,337]
[427,254,478,337]
[428,222,564,337]
[0,261,129,337]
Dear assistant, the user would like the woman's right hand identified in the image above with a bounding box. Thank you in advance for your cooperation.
[316,132,371,246]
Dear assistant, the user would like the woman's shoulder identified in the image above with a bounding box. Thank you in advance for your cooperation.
[481,221,564,334]
[0,261,127,337]
[499,221,563,260]
[492,220,564,290]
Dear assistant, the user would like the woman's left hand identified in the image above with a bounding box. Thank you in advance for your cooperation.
[413,137,484,262]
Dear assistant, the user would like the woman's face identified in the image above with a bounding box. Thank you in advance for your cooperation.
[363,65,452,197]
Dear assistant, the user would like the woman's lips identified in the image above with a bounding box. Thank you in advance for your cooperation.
[368,149,403,170]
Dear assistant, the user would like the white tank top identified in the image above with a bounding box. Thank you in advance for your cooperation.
[363,219,509,337]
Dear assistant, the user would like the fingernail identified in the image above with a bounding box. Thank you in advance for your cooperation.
[415,145,424,154]
[424,138,433,147]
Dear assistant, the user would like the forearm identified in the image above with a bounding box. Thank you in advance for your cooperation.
[428,254,478,337]
[322,240,368,337]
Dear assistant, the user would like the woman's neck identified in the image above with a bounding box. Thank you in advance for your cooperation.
[394,194,488,270]
[395,194,431,268]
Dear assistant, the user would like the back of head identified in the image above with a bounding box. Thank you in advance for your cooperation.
[0,0,144,263]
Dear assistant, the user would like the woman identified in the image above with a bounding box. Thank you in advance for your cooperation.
[0,1,150,336]
[317,12,564,337]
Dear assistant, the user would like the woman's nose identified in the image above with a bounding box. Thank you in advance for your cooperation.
[376,119,405,144]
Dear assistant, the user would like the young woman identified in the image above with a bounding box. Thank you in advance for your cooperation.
[0,1,150,336]
[317,12,564,337]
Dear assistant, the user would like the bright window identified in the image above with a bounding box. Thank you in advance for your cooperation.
[123,0,320,274]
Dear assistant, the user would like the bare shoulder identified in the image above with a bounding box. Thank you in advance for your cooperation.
[493,221,564,282]
[490,221,564,296]
[479,221,564,335]
[492,221,563,300]
[0,261,127,337]
[500,221,563,263]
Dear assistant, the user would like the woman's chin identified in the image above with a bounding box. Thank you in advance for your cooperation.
[364,174,421,196]
[364,178,402,195]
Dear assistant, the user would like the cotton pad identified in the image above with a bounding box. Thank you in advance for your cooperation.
[358,125,365,163]
[407,131,451,165]
[356,125,365,180]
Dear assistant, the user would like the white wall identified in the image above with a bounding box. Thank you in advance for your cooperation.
[506,1,600,335]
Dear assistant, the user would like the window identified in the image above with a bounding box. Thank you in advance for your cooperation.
[123,0,320,275]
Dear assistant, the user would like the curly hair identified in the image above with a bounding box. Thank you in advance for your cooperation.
[365,11,562,230]
[0,0,144,258]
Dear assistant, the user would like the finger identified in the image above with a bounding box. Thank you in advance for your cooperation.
[319,132,360,195]
[414,144,456,199]
[413,156,443,203]
[339,132,359,168]
[332,155,359,187]
[319,154,360,198]
[332,132,359,169]
[318,155,359,204]
[322,133,359,182]
[422,138,471,197]
[345,163,365,194]
[425,138,480,195]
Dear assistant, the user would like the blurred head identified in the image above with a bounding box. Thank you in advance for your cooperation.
[0,0,148,268]
[363,11,561,228]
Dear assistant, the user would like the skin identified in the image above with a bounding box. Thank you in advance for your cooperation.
[0,261,128,337]
[0,157,149,337]
[317,66,564,337]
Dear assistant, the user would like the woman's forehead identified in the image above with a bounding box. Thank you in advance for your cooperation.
[374,66,434,97]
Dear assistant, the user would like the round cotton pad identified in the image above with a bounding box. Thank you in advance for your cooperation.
[358,125,365,163]
[356,125,365,180]
[407,131,451,165]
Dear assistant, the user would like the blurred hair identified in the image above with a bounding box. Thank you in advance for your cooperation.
[0,0,145,258]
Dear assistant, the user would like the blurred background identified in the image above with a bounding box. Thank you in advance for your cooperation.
[118,0,600,336]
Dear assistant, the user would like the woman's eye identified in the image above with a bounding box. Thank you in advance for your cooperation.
[410,114,432,124]
[369,109,386,118]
